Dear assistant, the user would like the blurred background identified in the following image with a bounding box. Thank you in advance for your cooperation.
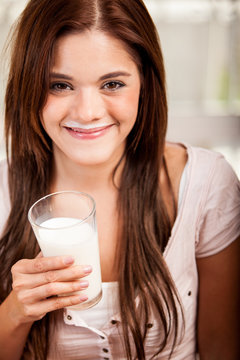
[0,0,239,176]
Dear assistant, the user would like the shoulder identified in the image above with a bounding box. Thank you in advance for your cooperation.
[165,141,239,198]
[0,159,11,236]
[183,145,240,257]
[164,142,187,170]
[185,143,239,195]
[166,142,240,257]
[186,143,233,168]
[163,142,231,202]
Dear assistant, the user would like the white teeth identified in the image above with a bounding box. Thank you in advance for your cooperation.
[62,120,110,130]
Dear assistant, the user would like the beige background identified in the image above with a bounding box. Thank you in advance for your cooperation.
[0,0,239,175]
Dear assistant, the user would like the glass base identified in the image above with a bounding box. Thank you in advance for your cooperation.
[67,290,103,310]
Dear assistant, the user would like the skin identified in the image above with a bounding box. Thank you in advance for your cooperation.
[0,29,239,359]
[42,30,141,169]
[197,237,240,359]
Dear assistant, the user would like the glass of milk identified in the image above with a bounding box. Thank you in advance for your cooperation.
[28,191,102,310]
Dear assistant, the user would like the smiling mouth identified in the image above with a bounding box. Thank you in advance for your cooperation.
[64,124,113,134]
[63,123,115,140]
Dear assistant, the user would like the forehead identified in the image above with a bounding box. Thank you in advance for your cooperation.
[51,30,139,74]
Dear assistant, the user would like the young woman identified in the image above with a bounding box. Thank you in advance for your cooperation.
[0,0,239,359]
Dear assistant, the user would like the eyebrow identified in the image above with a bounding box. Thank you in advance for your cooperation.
[50,73,73,80]
[99,71,131,80]
[50,71,131,81]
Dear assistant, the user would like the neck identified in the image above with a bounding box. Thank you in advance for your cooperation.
[51,148,124,195]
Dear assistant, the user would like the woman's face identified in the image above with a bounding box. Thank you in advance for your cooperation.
[42,30,141,168]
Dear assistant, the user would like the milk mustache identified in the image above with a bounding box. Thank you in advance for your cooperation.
[36,217,102,310]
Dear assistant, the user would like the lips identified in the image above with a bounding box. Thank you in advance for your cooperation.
[62,121,114,139]
[66,124,113,134]
[62,120,113,133]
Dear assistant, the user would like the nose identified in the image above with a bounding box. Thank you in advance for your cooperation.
[71,88,105,123]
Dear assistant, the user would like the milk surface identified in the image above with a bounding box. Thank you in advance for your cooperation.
[35,217,102,307]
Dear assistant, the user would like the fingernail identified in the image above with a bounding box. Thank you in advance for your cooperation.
[83,265,92,274]
[80,280,89,288]
[79,294,88,302]
[64,256,74,265]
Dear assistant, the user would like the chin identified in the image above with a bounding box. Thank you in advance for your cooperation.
[71,153,115,167]
[68,143,124,167]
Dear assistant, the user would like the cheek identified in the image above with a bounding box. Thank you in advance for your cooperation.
[110,90,140,126]
[42,98,53,124]
[41,96,63,127]
[122,92,140,125]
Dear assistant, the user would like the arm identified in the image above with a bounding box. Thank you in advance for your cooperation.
[0,255,91,360]
[0,293,33,360]
[196,237,240,360]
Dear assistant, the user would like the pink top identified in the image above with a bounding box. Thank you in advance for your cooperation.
[0,143,240,359]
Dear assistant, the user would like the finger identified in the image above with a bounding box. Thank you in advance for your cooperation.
[17,280,89,303]
[22,294,88,321]
[12,255,76,275]
[13,265,92,289]
[44,293,88,311]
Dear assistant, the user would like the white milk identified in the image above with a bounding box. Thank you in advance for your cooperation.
[35,217,102,309]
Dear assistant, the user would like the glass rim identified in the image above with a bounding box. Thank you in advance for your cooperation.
[28,190,96,230]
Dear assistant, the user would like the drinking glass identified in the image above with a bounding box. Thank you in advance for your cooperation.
[28,191,102,310]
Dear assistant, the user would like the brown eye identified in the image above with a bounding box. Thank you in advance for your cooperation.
[50,82,72,91]
[103,81,125,91]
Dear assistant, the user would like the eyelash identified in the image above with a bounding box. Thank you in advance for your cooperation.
[50,82,72,92]
[49,80,125,92]
[102,81,125,91]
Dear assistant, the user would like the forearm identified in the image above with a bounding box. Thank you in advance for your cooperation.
[198,323,240,360]
[198,346,240,360]
[198,341,240,360]
[197,238,240,360]
[0,293,33,360]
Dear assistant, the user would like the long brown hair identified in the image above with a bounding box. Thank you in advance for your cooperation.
[0,0,182,358]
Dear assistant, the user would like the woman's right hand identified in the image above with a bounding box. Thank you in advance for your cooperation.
[10,254,92,326]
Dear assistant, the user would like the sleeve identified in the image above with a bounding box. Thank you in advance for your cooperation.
[0,160,11,237]
[195,154,240,258]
